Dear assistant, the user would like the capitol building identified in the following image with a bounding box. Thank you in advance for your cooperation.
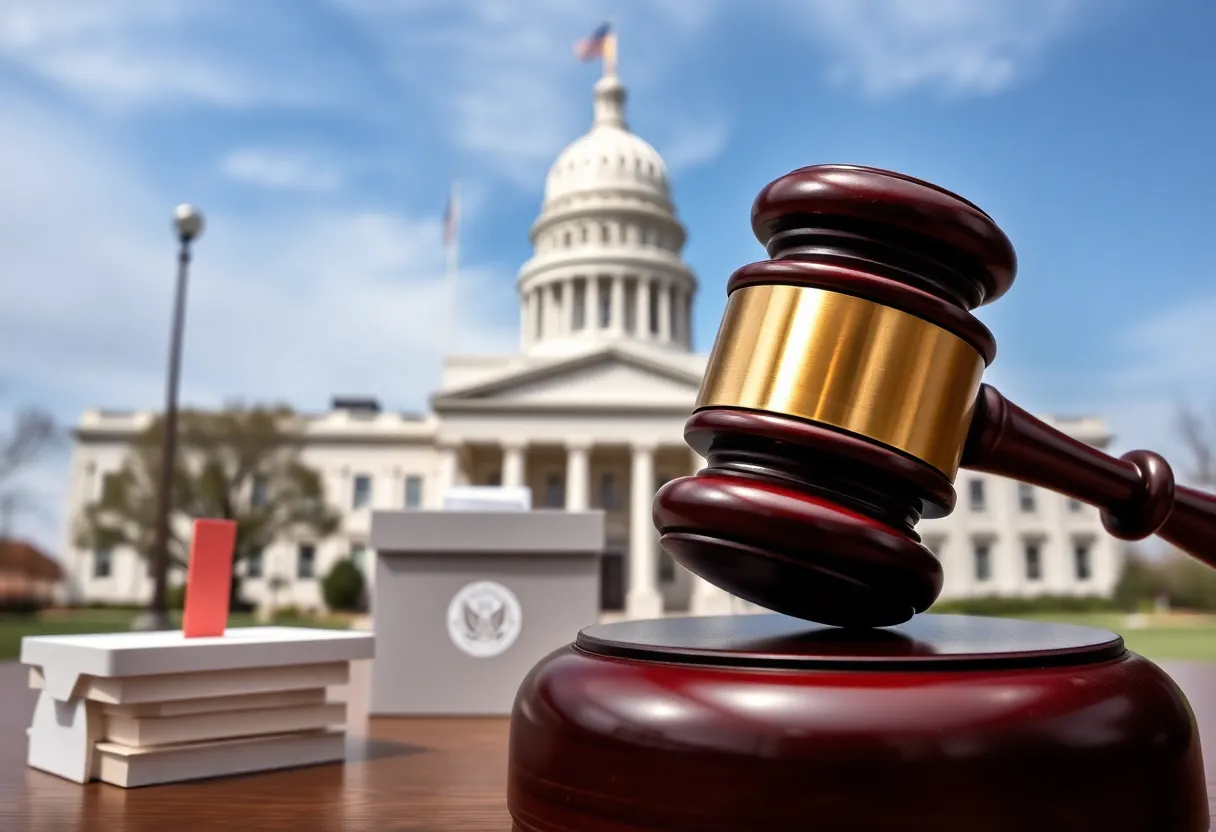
[57,70,1122,617]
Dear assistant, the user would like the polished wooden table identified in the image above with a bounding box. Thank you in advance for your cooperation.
[0,658,1212,830]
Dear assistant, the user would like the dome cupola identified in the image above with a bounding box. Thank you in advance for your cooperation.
[517,65,697,358]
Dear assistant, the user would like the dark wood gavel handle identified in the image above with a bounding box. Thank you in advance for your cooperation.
[960,384,1216,569]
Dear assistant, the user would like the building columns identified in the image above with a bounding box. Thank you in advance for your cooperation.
[627,441,663,618]
[611,275,626,334]
[658,282,672,343]
[634,277,649,340]
[588,276,602,334]
[502,441,527,489]
[560,280,574,335]
[565,439,591,511]
[549,284,561,335]
[674,289,688,347]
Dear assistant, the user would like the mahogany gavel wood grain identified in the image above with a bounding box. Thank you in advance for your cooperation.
[654,163,1216,628]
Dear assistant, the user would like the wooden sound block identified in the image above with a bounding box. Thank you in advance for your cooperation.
[507,614,1209,832]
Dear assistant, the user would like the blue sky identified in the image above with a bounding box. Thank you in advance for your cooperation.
[2,0,1215,550]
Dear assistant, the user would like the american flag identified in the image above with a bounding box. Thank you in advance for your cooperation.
[442,183,460,249]
[573,22,612,62]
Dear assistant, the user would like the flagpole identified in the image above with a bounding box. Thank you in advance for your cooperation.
[603,31,618,78]
[444,180,460,359]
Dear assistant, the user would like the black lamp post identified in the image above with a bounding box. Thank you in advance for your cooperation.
[136,204,204,631]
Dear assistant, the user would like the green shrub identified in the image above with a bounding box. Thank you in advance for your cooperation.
[77,601,146,611]
[166,584,187,610]
[321,559,365,612]
[1161,556,1216,611]
[1114,553,1167,612]
[0,596,48,616]
[929,595,1121,616]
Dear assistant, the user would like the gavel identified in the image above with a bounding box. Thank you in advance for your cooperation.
[655,164,1216,629]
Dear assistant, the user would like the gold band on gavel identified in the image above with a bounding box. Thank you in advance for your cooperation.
[695,284,986,478]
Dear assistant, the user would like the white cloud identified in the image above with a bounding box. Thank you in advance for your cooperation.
[0,1,360,109]
[658,116,730,173]
[1095,291,1216,468]
[0,89,516,554]
[219,150,345,192]
[986,289,1216,494]
[330,0,727,183]
[794,0,1092,97]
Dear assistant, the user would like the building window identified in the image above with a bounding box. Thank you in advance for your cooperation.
[544,474,565,508]
[404,475,423,509]
[1068,498,1083,513]
[1018,483,1036,513]
[93,548,112,579]
[563,231,572,247]
[1074,541,1092,581]
[600,223,610,243]
[100,472,121,502]
[969,479,986,512]
[599,473,618,510]
[247,549,264,579]
[624,281,637,333]
[648,282,660,334]
[1024,541,1042,581]
[573,280,586,330]
[350,544,367,572]
[297,544,316,579]
[599,278,612,327]
[973,541,992,582]
[352,474,372,509]
[580,225,589,243]
[250,475,270,509]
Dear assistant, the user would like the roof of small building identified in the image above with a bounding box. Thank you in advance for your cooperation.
[0,539,64,581]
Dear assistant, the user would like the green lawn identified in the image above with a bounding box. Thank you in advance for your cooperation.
[1012,611,1216,663]
[0,608,350,661]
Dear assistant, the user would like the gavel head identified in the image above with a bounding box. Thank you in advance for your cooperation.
[654,164,1018,628]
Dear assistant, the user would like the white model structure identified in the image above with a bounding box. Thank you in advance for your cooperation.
[57,69,1122,617]
[21,626,373,787]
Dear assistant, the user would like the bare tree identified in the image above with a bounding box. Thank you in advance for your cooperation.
[1177,404,1216,488]
[0,406,60,536]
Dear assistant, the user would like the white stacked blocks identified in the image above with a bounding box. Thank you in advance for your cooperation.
[21,626,374,787]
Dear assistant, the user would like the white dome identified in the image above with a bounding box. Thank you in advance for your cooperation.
[544,129,670,203]
[542,76,670,204]
[517,71,697,359]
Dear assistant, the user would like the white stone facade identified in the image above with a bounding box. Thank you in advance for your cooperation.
[57,72,1122,616]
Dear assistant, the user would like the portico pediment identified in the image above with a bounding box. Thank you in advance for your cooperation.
[431,347,704,411]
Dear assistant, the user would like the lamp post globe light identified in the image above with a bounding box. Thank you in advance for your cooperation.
[135,204,205,631]
[174,204,205,242]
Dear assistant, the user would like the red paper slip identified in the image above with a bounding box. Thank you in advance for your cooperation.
[181,519,237,638]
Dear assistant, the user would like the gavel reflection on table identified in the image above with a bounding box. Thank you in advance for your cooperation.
[507,166,1216,832]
